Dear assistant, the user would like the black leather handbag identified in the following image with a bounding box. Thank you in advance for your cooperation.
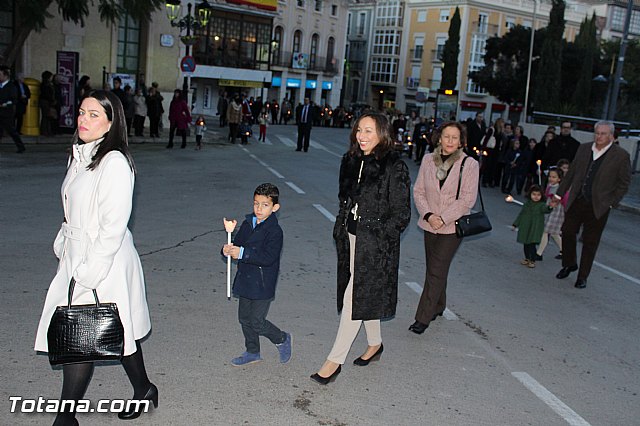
[454,157,492,238]
[47,278,124,365]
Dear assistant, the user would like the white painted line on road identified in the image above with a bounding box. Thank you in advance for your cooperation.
[443,308,458,321]
[313,204,336,223]
[285,181,305,194]
[398,269,406,276]
[511,372,591,426]
[594,261,640,286]
[263,137,273,145]
[405,281,423,294]
[277,136,296,147]
[248,153,269,168]
[267,167,284,179]
[405,282,458,320]
[310,140,343,158]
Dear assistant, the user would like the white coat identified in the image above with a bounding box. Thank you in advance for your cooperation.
[35,140,151,356]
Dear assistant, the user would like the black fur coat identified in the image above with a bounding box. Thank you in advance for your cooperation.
[333,151,411,320]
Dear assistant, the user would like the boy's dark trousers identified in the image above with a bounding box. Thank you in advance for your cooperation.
[238,297,285,354]
[524,243,537,261]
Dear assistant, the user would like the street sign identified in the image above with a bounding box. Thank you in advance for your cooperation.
[180,55,196,73]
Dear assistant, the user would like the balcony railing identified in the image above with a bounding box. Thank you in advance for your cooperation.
[271,51,338,75]
[472,21,499,35]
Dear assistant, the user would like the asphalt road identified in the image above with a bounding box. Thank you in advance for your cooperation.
[1,123,639,426]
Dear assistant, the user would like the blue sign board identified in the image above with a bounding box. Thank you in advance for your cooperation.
[322,81,333,90]
[286,78,301,88]
[271,77,282,87]
[306,80,317,89]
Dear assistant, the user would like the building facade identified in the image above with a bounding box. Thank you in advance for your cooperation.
[268,0,349,110]
[397,0,591,123]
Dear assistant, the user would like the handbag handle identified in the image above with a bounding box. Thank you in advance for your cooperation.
[67,278,101,308]
[456,156,485,212]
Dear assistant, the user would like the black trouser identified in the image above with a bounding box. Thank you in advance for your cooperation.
[562,196,610,281]
[0,116,25,151]
[523,243,537,261]
[149,116,160,137]
[133,115,145,136]
[416,140,427,161]
[228,122,238,143]
[415,231,462,325]
[297,123,311,151]
[238,297,285,354]
[168,124,186,148]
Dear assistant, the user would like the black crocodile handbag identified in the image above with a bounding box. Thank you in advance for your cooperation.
[47,278,124,365]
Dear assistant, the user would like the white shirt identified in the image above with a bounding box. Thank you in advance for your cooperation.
[592,141,613,161]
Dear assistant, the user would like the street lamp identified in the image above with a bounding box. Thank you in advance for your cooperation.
[523,0,538,123]
[165,0,213,99]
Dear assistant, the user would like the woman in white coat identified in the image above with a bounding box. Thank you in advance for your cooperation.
[34,90,156,425]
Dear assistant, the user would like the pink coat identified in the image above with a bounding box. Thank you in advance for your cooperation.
[168,98,191,129]
[414,153,479,234]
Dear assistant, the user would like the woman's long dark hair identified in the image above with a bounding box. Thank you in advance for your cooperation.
[73,90,135,172]
[347,112,394,159]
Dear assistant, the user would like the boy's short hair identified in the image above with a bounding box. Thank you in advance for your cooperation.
[556,158,570,168]
[255,183,279,205]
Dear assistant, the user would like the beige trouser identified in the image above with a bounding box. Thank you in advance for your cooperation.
[327,233,382,364]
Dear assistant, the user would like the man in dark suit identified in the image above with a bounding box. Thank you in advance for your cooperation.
[14,74,31,134]
[543,120,580,168]
[465,112,486,159]
[295,97,313,152]
[0,66,26,153]
[553,121,631,289]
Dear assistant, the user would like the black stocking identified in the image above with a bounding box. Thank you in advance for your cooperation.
[121,339,152,397]
[53,362,94,425]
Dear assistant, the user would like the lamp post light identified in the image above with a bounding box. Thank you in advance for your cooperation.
[165,0,213,100]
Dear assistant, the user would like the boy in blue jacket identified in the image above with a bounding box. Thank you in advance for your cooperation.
[222,183,291,366]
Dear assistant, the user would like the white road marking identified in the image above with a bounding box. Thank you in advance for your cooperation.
[511,372,591,426]
[405,282,458,320]
[398,269,406,276]
[310,139,343,158]
[248,153,269,168]
[594,261,640,286]
[277,136,296,147]
[313,204,336,223]
[285,181,305,194]
[267,167,284,179]
[263,137,273,145]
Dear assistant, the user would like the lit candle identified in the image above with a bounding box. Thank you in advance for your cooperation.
[536,159,542,186]
[223,218,237,300]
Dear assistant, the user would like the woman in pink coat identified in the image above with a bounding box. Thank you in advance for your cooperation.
[410,121,479,334]
[166,89,192,149]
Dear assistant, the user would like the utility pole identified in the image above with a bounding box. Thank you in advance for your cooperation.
[607,0,633,121]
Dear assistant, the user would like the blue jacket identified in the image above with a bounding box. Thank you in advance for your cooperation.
[232,213,283,300]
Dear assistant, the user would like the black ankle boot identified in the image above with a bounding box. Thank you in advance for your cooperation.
[117,383,158,420]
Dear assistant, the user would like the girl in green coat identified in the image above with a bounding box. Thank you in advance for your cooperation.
[512,185,552,267]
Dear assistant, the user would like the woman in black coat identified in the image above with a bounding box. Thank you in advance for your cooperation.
[311,112,411,385]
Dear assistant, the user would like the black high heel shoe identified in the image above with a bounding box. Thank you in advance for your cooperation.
[310,365,342,385]
[353,344,384,366]
[118,383,158,420]
[409,320,429,334]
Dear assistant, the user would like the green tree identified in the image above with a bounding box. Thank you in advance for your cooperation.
[533,0,565,112]
[0,0,164,66]
[469,25,546,105]
[570,13,598,115]
[440,6,461,90]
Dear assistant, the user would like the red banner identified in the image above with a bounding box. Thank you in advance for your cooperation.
[225,0,277,11]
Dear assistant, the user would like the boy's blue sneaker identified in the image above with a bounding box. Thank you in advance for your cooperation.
[276,332,292,364]
[231,352,262,367]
